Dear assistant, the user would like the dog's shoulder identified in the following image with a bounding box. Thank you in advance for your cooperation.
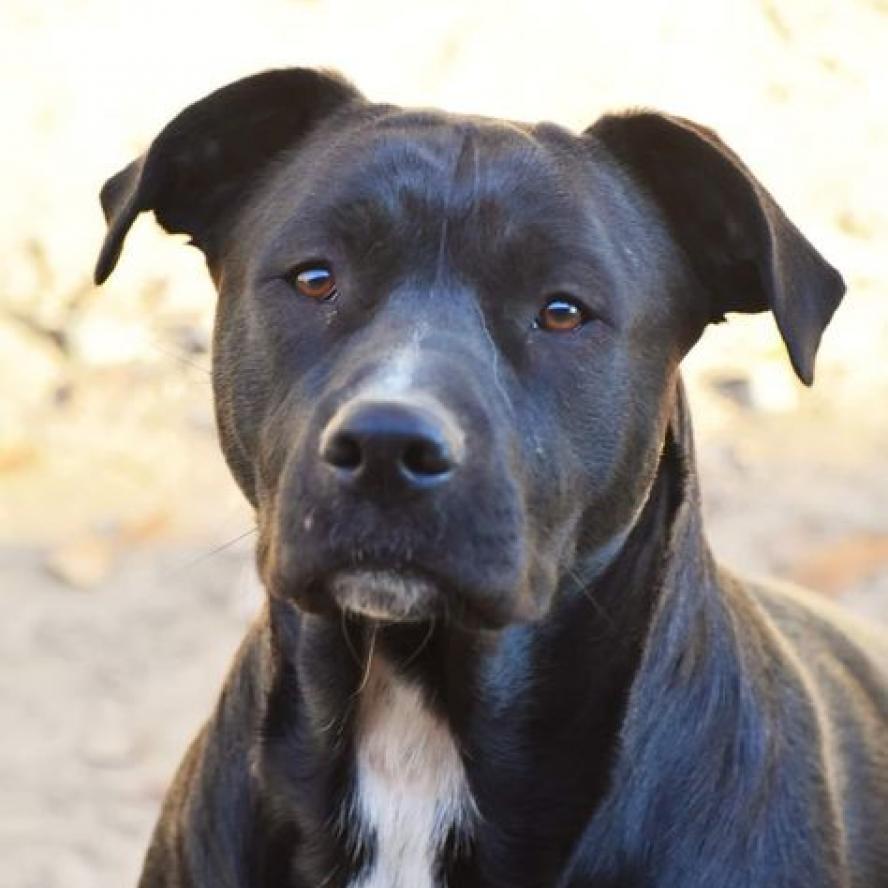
[738,577,888,880]
[746,576,888,687]
[138,613,273,888]
[720,571,888,734]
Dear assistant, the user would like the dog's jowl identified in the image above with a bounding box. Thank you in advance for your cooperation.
[95,68,888,887]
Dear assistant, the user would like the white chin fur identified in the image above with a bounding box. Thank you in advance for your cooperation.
[331,570,438,621]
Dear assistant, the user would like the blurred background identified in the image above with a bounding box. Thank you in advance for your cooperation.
[1,0,886,884]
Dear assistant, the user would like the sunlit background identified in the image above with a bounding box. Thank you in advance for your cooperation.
[1,1,887,884]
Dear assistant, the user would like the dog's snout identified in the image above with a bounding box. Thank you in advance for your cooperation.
[319,400,463,492]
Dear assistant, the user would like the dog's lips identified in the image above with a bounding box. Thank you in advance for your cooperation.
[328,568,439,622]
[269,533,531,628]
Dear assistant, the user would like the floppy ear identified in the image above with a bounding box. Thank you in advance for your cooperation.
[94,68,363,285]
[588,112,845,385]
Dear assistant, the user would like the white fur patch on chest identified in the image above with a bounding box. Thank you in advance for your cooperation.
[347,657,475,888]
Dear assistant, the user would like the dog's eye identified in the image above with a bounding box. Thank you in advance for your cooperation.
[535,297,587,332]
[288,264,337,301]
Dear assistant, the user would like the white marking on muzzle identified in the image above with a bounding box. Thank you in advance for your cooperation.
[352,332,466,460]
[362,336,424,400]
[347,657,476,888]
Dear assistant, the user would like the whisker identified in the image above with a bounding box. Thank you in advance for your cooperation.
[354,625,377,696]
[160,527,257,582]
[148,339,213,376]
[567,566,617,635]
[340,610,363,669]
[401,618,436,669]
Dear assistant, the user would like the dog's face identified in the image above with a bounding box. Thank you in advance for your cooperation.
[220,111,691,626]
[95,69,844,628]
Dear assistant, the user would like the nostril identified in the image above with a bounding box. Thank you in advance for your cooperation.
[401,438,453,478]
[322,432,363,471]
[319,399,463,491]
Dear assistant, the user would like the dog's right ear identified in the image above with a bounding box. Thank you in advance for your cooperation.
[94,68,363,285]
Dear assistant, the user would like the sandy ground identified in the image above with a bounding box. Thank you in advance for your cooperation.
[1,1,887,885]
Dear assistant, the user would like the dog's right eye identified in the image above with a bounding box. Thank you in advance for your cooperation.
[535,296,588,333]
[286,264,337,301]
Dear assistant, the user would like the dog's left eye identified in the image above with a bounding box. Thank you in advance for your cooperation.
[287,264,337,301]
[535,297,588,332]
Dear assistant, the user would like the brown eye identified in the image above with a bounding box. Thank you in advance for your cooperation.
[290,264,337,300]
[536,297,587,332]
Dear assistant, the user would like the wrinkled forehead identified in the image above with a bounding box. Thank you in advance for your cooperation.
[327,111,572,213]
[260,110,605,264]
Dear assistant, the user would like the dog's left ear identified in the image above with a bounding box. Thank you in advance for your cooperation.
[94,67,363,285]
[589,112,845,385]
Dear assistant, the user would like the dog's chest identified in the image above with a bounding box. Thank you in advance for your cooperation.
[346,659,475,888]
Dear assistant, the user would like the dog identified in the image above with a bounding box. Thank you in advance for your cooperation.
[95,68,888,887]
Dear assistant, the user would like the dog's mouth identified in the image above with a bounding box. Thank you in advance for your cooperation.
[266,496,534,628]
[328,568,439,622]
[269,547,525,628]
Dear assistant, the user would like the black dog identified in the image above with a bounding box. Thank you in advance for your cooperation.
[95,68,888,887]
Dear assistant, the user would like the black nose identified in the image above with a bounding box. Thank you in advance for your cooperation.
[319,399,463,493]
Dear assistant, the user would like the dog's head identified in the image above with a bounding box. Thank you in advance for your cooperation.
[96,68,843,628]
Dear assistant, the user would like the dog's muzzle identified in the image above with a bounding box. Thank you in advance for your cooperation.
[312,398,462,620]
[267,384,529,627]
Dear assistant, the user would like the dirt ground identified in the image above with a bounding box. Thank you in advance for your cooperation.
[1,1,887,886]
